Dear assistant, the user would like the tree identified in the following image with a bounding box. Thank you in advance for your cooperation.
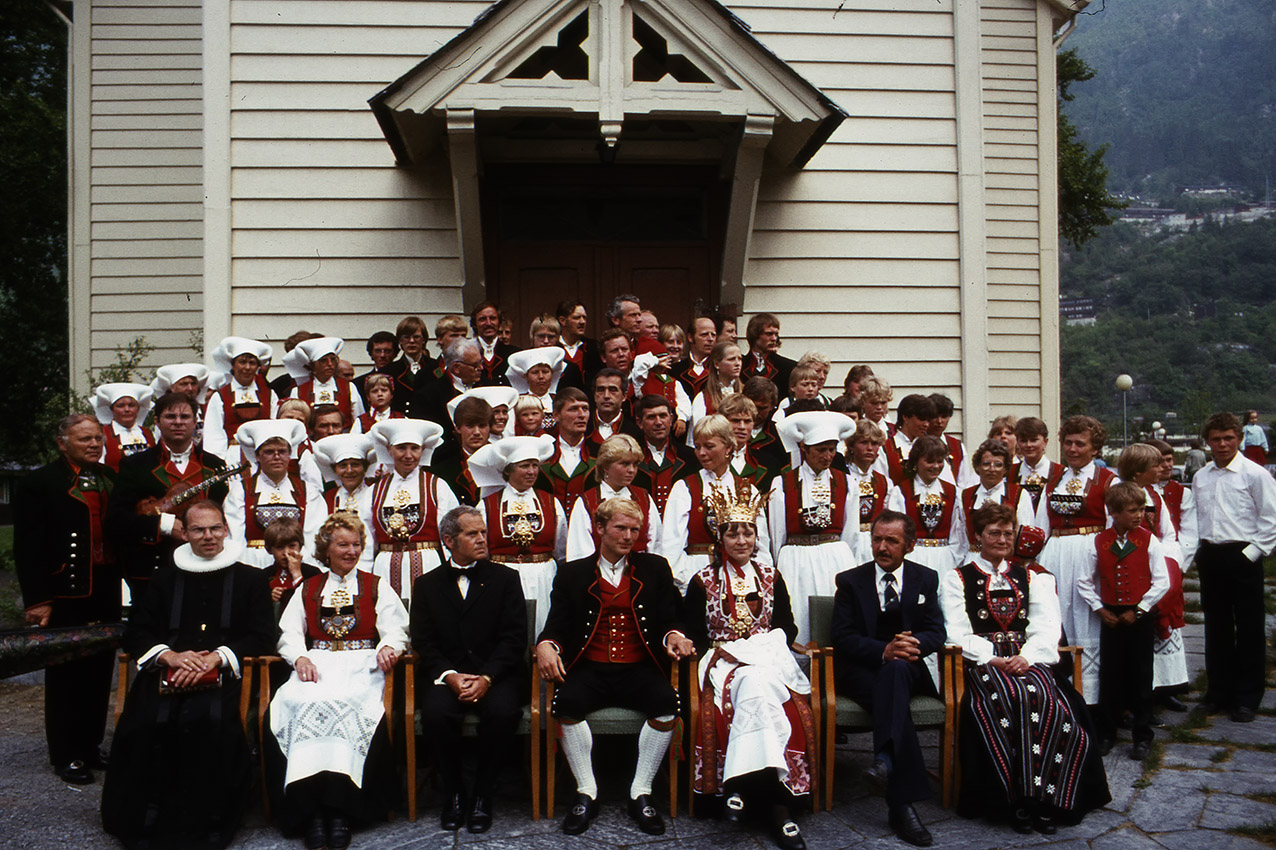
[1057,48,1125,250]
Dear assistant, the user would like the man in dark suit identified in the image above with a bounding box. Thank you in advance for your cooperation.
[535,497,696,837]
[385,316,435,417]
[585,368,643,453]
[742,313,797,401]
[832,511,945,847]
[414,337,483,430]
[670,314,717,399]
[107,392,229,595]
[471,301,520,387]
[556,299,602,390]
[15,414,121,784]
[632,393,698,515]
[410,506,527,833]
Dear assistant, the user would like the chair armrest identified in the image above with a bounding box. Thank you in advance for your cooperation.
[1060,645,1084,699]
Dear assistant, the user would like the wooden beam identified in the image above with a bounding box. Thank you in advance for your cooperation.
[447,108,487,311]
[720,113,772,312]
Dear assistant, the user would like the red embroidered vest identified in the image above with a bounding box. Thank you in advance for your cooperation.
[356,410,403,433]
[855,469,890,527]
[484,489,558,557]
[1095,526,1154,606]
[582,572,647,664]
[944,434,964,482]
[961,481,1025,542]
[1044,465,1113,531]
[781,469,848,536]
[684,474,718,550]
[213,375,274,441]
[370,470,441,547]
[900,478,957,541]
[242,471,307,544]
[295,377,356,427]
[1160,481,1185,532]
[101,424,156,472]
[302,570,380,645]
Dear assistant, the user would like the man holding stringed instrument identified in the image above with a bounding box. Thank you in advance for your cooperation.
[107,392,239,596]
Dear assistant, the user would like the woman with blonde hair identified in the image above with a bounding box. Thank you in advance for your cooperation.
[567,434,661,559]
[687,341,744,440]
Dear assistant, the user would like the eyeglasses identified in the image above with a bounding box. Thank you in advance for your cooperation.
[187,525,227,537]
[981,529,1015,540]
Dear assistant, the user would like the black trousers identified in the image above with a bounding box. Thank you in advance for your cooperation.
[46,601,117,766]
[1097,607,1155,743]
[419,677,522,797]
[1198,541,1267,711]
[551,660,679,721]
[837,659,936,806]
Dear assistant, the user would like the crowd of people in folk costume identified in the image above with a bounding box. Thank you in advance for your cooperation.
[16,293,1276,850]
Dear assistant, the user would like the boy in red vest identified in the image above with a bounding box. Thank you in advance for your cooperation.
[1077,482,1170,760]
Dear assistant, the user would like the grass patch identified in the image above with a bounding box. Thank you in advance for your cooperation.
[1132,739,1165,787]
[1248,793,1276,806]
[1169,726,1206,744]
[1211,748,1233,763]
[1230,821,1276,846]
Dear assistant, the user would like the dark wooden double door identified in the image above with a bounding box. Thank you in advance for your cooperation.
[483,165,727,342]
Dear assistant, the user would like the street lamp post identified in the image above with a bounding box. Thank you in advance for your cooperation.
[1116,374,1133,447]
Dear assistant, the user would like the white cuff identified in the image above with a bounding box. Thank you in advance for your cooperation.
[1243,544,1263,563]
[159,513,176,536]
[434,668,459,686]
[216,646,241,678]
[137,644,170,669]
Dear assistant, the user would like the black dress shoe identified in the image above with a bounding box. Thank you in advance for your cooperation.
[304,816,327,850]
[440,793,465,831]
[1011,808,1033,834]
[724,792,746,823]
[628,794,666,835]
[1160,694,1189,712]
[326,816,351,850]
[773,818,807,850]
[1232,707,1257,723]
[88,749,110,770]
[1198,698,1224,715]
[1098,737,1115,757]
[1131,740,1151,761]
[562,793,598,835]
[888,803,933,847]
[1033,814,1057,835]
[56,760,93,785]
[862,758,891,796]
[467,796,493,834]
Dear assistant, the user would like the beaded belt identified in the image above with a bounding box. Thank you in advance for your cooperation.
[490,553,554,565]
[860,523,873,532]
[786,533,841,547]
[313,638,375,651]
[247,540,265,549]
[685,544,715,555]
[1051,525,1103,537]
[377,541,440,553]
[914,538,948,548]
[989,631,1026,645]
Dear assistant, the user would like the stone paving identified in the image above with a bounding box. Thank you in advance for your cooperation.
[4,588,1276,850]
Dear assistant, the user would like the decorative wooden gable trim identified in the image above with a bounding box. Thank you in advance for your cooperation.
[369,0,844,169]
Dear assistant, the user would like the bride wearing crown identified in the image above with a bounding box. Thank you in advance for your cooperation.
[681,482,814,850]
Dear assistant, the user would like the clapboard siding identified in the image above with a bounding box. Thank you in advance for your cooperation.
[86,0,204,372]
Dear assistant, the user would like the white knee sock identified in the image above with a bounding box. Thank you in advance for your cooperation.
[559,721,597,799]
[630,715,675,799]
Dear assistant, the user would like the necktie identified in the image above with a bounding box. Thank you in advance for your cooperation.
[882,572,900,612]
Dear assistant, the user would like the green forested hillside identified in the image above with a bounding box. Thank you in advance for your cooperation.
[1059,216,1276,428]
[1066,0,1276,199]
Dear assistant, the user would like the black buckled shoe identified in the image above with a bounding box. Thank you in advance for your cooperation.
[1011,808,1033,834]
[862,758,891,796]
[303,816,326,850]
[467,795,493,834]
[440,793,465,831]
[773,818,807,850]
[56,760,93,785]
[1033,813,1057,835]
[326,816,351,850]
[628,794,666,835]
[888,803,933,847]
[724,793,746,823]
[562,793,598,835]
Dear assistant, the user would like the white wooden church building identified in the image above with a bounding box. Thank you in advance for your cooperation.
[63,0,1089,443]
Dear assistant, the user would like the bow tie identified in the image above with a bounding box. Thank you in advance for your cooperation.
[449,565,474,581]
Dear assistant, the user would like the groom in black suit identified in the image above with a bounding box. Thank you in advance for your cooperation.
[410,506,528,834]
[832,511,945,847]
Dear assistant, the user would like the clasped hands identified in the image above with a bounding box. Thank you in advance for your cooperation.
[293,645,398,683]
[158,648,222,688]
[1098,608,1139,629]
[535,633,695,683]
[445,672,491,703]
[882,631,922,663]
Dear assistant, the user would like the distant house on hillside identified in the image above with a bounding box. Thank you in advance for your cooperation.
[60,0,1092,446]
[1059,295,1096,326]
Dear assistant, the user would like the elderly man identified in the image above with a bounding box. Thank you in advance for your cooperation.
[672,315,717,399]
[605,294,666,359]
[536,497,695,837]
[101,500,274,849]
[411,506,528,833]
[15,414,121,784]
[415,337,484,429]
[1193,412,1276,722]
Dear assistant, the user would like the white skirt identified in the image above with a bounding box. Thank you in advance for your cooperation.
[775,540,856,645]
[1039,533,1102,703]
[372,548,445,602]
[512,560,557,638]
[270,649,386,789]
[1153,627,1189,689]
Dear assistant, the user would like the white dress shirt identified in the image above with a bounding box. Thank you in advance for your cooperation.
[1075,530,1171,614]
[1193,452,1276,562]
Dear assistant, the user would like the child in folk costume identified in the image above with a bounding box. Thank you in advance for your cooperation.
[270,513,409,849]
[856,376,894,441]
[263,516,322,616]
[927,393,978,489]
[507,347,567,433]
[1077,483,1171,759]
[285,336,366,430]
[941,503,1110,832]
[567,434,662,560]
[662,414,773,593]
[768,411,860,645]
[350,373,402,434]
[467,435,567,636]
[897,435,967,581]
[772,364,827,419]
[367,419,459,602]
[844,419,905,565]
[313,433,378,570]
[513,394,546,437]
[1146,439,1198,712]
[1010,417,1060,514]
[682,485,813,850]
[687,341,744,441]
[203,336,276,460]
[961,439,1038,556]
[1034,415,1116,702]
[224,419,326,569]
[93,383,155,472]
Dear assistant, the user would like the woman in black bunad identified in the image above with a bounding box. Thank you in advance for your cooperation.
[941,502,1109,835]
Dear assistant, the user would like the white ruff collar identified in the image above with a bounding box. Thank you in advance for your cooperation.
[173,540,245,573]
